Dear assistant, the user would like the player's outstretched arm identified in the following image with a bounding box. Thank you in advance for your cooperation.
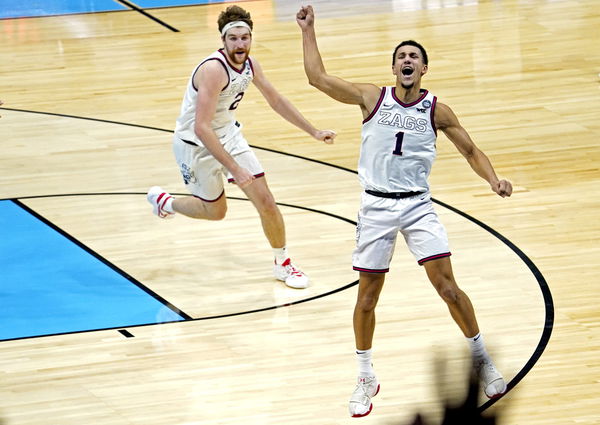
[252,58,336,144]
[436,102,513,198]
[296,5,377,107]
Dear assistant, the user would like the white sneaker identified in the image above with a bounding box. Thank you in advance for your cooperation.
[147,186,175,219]
[349,375,380,418]
[474,357,507,399]
[273,258,309,289]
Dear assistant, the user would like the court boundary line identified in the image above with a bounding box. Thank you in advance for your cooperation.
[1,106,555,410]
[115,0,180,32]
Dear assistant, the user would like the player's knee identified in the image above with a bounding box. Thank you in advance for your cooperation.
[438,285,460,305]
[357,294,379,312]
[189,200,227,220]
[206,204,227,220]
[257,196,278,216]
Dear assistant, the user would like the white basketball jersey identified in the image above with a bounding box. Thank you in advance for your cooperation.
[358,87,438,193]
[175,49,254,142]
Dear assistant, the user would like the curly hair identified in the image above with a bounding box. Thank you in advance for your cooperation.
[217,5,253,33]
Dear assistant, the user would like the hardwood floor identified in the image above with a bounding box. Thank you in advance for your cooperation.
[1,0,599,424]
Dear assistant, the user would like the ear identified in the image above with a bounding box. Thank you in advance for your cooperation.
[421,64,428,76]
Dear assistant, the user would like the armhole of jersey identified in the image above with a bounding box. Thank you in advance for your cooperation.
[430,95,438,136]
[193,57,230,92]
[247,56,255,76]
[362,86,386,124]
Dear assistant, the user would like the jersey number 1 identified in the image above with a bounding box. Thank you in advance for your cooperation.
[393,131,404,156]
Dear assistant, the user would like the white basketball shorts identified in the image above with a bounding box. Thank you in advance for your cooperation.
[352,191,451,273]
[172,126,264,201]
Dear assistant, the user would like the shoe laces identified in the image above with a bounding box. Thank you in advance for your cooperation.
[474,357,498,379]
[357,377,375,392]
[350,377,375,404]
[281,259,304,277]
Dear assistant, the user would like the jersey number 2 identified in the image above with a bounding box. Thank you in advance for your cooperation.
[229,92,245,110]
[393,131,404,156]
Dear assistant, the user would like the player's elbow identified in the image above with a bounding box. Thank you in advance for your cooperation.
[307,74,328,91]
[194,122,212,139]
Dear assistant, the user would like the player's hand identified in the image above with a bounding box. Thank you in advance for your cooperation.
[231,166,256,188]
[492,179,512,197]
[314,129,336,144]
[296,5,315,29]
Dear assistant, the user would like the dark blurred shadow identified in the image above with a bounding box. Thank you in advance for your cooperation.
[388,356,506,425]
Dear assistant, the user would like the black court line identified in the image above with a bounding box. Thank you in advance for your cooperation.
[2,193,360,341]
[5,199,194,337]
[2,107,554,410]
[116,0,179,32]
[434,198,554,411]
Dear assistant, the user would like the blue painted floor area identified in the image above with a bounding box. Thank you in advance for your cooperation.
[135,0,235,8]
[0,0,127,19]
[0,200,185,341]
[0,0,236,19]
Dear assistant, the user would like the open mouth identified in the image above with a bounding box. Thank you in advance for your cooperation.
[401,67,414,76]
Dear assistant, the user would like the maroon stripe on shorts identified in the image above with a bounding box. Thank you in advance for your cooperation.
[352,266,389,274]
[418,252,451,265]
[193,190,225,203]
[227,172,265,183]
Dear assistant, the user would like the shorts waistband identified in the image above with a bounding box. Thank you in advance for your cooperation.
[365,190,424,199]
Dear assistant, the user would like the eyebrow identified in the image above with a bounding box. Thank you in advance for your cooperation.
[397,51,420,57]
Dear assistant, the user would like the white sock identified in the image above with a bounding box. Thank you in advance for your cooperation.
[356,349,375,377]
[163,196,175,213]
[467,333,489,360]
[273,247,288,265]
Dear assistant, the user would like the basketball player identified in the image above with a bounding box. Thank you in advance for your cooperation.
[297,5,512,417]
[147,5,336,289]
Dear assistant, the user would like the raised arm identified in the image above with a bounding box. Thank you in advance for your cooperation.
[251,58,335,144]
[194,60,255,187]
[435,102,513,197]
[296,5,380,116]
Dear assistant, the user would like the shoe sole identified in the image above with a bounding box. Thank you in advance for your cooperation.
[273,273,309,289]
[485,386,507,399]
[351,403,373,418]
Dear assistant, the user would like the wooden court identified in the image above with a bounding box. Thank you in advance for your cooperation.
[1,0,599,424]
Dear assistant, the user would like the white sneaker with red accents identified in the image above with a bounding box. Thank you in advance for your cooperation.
[147,186,175,219]
[273,258,309,289]
[474,356,507,399]
[349,375,380,418]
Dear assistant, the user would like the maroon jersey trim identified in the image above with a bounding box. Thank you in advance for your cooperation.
[362,86,387,124]
[430,95,438,136]
[218,48,246,74]
[194,57,230,91]
[391,87,429,107]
